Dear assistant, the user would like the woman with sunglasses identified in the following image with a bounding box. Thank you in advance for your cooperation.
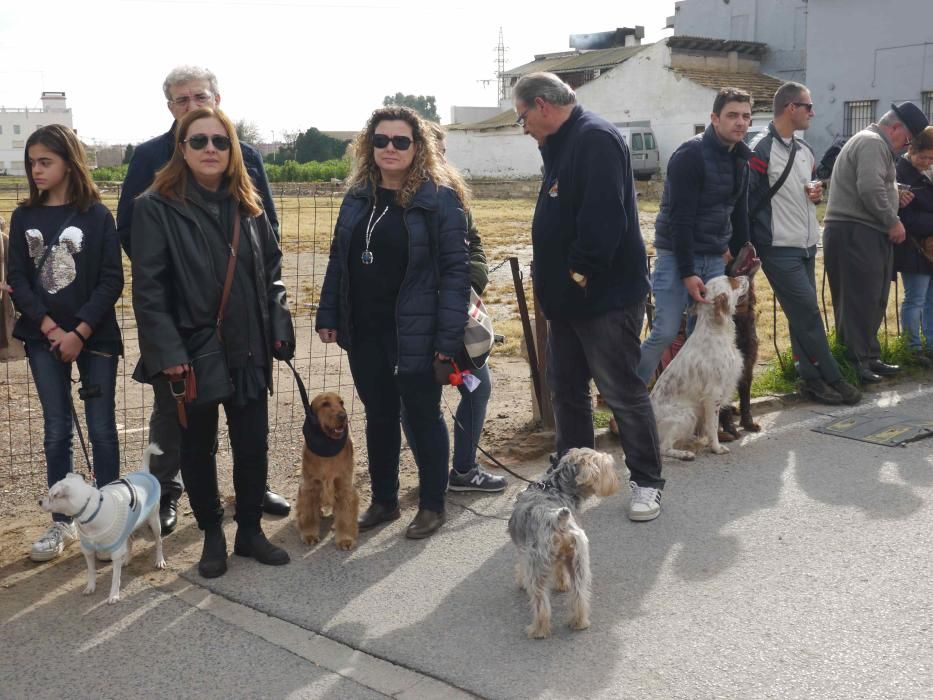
[131,107,295,578]
[316,106,471,539]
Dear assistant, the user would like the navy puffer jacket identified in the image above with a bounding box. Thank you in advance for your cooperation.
[654,124,751,278]
[316,180,470,374]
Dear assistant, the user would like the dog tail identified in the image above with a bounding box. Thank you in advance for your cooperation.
[555,507,572,531]
[141,443,164,473]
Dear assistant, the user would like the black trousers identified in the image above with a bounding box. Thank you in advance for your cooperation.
[824,221,893,365]
[180,394,269,530]
[348,331,449,512]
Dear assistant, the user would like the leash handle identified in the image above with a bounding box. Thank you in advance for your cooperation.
[285,358,312,417]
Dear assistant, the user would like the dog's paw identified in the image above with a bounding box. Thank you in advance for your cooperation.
[83,582,96,595]
[741,420,762,433]
[569,616,591,631]
[335,537,356,551]
[526,622,551,639]
[300,532,321,546]
[712,444,731,455]
[155,557,167,570]
[717,430,737,443]
[106,594,121,604]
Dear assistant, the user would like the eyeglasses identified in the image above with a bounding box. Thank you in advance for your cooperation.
[373,134,413,150]
[515,106,533,127]
[168,92,214,108]
[792,102,814,112]
[183,134,232,151]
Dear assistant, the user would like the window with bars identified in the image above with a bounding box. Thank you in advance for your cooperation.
[843,100,876,136]
[923,92,933,122]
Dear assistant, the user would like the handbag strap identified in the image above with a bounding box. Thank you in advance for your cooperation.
[216,211,241,335]
[750,138,798,219]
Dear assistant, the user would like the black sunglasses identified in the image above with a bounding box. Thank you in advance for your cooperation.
[373,134,413,150]
[184,134,232,151]
[792,102,814,112]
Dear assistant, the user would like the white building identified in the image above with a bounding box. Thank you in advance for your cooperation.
[0,92,73,176]
[447,34,782,179]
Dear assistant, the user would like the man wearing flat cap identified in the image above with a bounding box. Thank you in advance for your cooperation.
[823,101,930,383]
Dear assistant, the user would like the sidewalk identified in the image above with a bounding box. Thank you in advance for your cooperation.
[3,381,933,699]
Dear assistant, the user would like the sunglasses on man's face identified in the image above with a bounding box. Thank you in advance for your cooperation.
[373,134,413,151]
[184,134,232,151]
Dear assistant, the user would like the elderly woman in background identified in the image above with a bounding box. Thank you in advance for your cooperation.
[894,126,933,366]
[316,106,470,539]
[131,107,295,578]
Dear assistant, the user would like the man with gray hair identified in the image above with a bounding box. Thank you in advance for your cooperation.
[514,71,664,521]
[823,101,928,383]
[748,81,861,405]
[117,65,288,534]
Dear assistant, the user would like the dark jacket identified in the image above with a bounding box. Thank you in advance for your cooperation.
[130,191,294,391]
[116,124,278,256]
[654,124,752,278]
[466,210,488,294]
[315,180,470,374]
[531,105,649,321]
[8,202,123,351]
[893,155,933,275]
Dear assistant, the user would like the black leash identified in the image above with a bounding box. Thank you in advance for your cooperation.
[284,358,313,418]
[62,361,97,487]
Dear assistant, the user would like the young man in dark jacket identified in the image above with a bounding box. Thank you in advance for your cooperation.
[116,65,288,532]
[637,88,753,384]
[515,72,664,521]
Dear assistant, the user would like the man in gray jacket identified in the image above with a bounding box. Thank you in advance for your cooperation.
[823,101,928,383]
[749,82,860,404]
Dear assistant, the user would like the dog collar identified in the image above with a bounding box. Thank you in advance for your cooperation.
[77,494,105,525]
[303,412,348,458]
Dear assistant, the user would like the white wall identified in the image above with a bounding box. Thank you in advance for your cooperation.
[445,128,543,179]
[0,105,73,175]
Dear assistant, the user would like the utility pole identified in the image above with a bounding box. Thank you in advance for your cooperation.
[496,27,509,104]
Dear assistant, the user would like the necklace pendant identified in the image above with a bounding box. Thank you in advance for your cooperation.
[361,250,374,265]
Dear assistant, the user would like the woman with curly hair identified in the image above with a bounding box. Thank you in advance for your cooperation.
[316,106,470,539]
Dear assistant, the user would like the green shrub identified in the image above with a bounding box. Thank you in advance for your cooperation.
[264,158,351,183]
[91,165,128,182]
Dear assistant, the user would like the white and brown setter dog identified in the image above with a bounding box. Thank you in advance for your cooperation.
[651,275,749,461]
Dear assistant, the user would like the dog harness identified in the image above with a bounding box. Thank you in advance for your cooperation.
[78,471,160,555]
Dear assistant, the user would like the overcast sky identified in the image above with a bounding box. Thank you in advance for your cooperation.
[0,0,673,145]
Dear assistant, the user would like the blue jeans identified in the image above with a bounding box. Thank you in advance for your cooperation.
[547,304,664,489]
[637,250,726,384]
[26,341,120,523]
[900,272,933,351]
[403,361,492,474]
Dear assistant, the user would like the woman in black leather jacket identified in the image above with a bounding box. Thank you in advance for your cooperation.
[316,106,470,539]
[131,107,295,578]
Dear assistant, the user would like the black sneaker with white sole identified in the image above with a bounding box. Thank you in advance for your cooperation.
[447,466,507,492]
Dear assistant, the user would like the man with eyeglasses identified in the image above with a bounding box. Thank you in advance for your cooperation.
[823,100,929,384]
[513,71,665,522]
[747,82,861,405]
[116,65,288,534]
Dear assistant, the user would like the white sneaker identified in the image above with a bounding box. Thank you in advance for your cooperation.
[629,481,661,522]
[30,522,78,562]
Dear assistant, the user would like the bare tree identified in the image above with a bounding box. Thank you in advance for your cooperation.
[235,119,263,145]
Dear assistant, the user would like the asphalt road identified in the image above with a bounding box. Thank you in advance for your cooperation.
[3,381,933,699]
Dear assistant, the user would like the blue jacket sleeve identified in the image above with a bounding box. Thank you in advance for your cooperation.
[6,208,49,324]
[666,144,705,278]
[75,209,124,331]
[567,130,628,278]
[729,165,751,255]
[242,144,279,238]
[116,144,158,258]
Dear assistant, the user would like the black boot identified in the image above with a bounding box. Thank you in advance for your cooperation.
[198,525,228,579]
[234,527,290,566]
[262,485,291,516]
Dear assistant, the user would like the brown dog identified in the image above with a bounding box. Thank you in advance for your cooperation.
[296,392,359,550]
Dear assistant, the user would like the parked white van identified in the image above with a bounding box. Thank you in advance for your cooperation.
[614,123,660,180]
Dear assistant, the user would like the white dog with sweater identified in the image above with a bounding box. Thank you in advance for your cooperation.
[39,444,166,603]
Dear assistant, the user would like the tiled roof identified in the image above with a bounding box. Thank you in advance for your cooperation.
[447,109,518,131]
[672,68,784,112]
[668,35,768,56]
[502,43,650,78]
